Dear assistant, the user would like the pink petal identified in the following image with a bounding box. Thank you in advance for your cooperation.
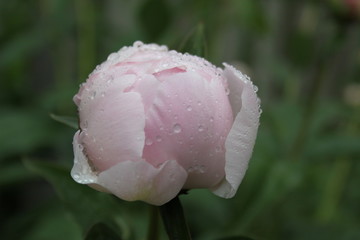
[72,131,188,205]
[142,71,233,189]
[79,76,146,171]
[96,159,188,206]
[211,63,261,198]
[71,131,100,185]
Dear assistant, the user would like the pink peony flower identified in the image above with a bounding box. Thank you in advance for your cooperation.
[71,41,261,205]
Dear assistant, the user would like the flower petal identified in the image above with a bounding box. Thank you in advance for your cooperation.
[211,63,261,198]
[96,159,188,206]
[71,131,99,185]
[79,87,146,172]
[142,71,233,189]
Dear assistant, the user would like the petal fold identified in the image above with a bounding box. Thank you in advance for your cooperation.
[96,160,188,205]
[211,63,261,198]
[72,132,188,205]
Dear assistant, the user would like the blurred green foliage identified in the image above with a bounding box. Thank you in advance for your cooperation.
[1,0,359,239]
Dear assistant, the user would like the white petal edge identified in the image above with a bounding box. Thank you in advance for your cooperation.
[96,159,188,206]
[72,131,188,205]
[211,63,261,198]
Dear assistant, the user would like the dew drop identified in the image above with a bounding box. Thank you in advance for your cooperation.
[215,146,221,152]
[173,123,182,133]
[90,91,97,100]
[156,135,162,142]
[101,92,106,97]
[134,41,144,48]
[169,173,175,181]
[199,165,206,173]
[83,120,88,129]
[145,138,153,146]
[197,101,202,106]
[107,53,118,61]
[225,88,230,95]
[209,117,214,122]
[106,76,114,84]
[186,105,192,111]
[198,125,204,132]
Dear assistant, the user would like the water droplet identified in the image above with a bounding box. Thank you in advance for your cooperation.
[197,101,202,106]
[169,173,175,181]
[174,114,178,120]
[225,88,230,95]
[199,165,206,173]
[134,41,144,48]
[156,135,162,142]
[100,146,104,152]
[186,105,192,111]
[159,126,164,131]
[73,173,80,180]
[90,91,97,100]
[215,146,221,152]
[145,138,153,146]
[106,76,114,84]
[101,92,106,97]
[107,53,118,61]
[209,117,214,122]
[198,125,204,132]
[173,123,182,133]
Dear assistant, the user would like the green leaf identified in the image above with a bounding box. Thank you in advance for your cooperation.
[138,0,171,41]
[85,223,123,240]
[0,162,35,187]
[0,109,53,158]
[50,113,78,129]
[179,23,208,58]
[215,236,254,240]
[23,159,128,238]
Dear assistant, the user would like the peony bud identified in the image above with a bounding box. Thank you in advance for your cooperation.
[71,41,261,205]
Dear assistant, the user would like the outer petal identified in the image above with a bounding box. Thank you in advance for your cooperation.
[71,130,98,184]
[79,86,146,172]
[142,71,233,189]
[96,160,188,206]
[211,63,261,198]
[72,130,188,205]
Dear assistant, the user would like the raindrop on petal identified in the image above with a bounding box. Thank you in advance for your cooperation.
[173,123,182,133]
[145,138,153,145]
[198,125,204,132]
[156,135,162,142]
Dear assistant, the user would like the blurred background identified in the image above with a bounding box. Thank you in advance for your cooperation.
[1,0,359,239]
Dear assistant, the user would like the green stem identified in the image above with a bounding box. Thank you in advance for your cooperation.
[147,206,160,240]
[159,196,192,240]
